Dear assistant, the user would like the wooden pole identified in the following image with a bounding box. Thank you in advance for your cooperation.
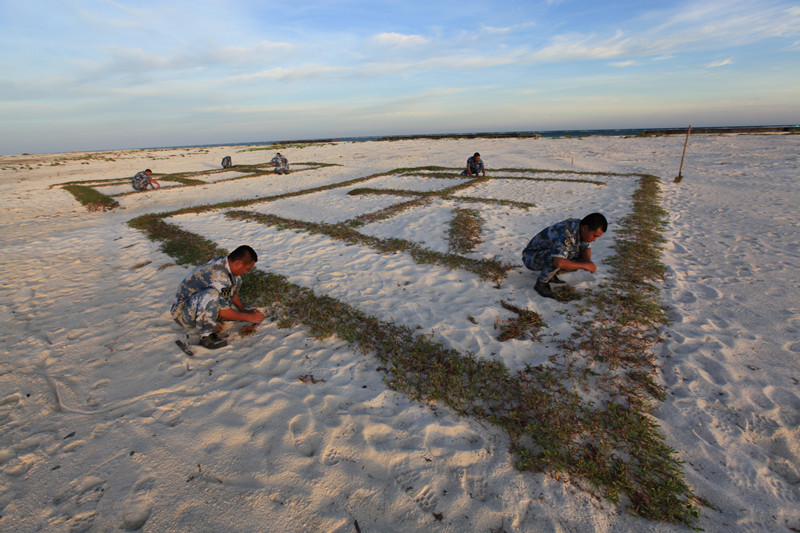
[674,125,692,182]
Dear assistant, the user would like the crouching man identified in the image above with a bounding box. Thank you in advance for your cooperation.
[171,245,265,349]
[522,213,607,299]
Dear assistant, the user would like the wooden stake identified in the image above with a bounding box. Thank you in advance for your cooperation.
[674,125,692,182]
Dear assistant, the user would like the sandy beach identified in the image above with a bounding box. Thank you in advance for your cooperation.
[1,133,799,532]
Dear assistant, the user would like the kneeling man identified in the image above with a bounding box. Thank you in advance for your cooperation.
[171,245,265,348]
[522,213,607,299]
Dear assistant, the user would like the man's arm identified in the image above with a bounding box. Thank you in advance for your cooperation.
[553,254,597,273]
[218,294,265,323]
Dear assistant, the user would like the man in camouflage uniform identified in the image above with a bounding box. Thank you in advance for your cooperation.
[461,152,485,176]
[131,169,161,191]
[171,245,265,349]
[270,152,289,174]
[522,213,607,299]
[221,156,232,168]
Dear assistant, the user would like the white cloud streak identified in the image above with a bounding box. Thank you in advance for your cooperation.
[707,58,733,67]
[370,32,429,47]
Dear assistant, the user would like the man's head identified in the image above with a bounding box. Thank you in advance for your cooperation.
[473,152,481,161]
[228,245,258,276]
[144,169,152,175]
[579,213,607,243]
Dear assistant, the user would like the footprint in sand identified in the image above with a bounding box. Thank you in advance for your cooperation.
[694,283,722,299]
[4,453,35,476]
[412,484,442,515]
[321,444,345,466]
[120,475,155,531]
[50,475,106,533]
[675,290,697,304]
[785,340,800,354]
[696,353,731,386]
[288,413,322,457]
[669,241,688,254]
[462,472,489,501]
[391,457,424,494]
[765,386,800,427]
[363,423,397,451]
[155,407,182,427]
[0,447,16,465]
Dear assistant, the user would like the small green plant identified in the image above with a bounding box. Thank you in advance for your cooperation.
[495,301,546,341]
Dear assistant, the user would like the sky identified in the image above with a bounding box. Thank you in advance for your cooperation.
[1,0,799,155]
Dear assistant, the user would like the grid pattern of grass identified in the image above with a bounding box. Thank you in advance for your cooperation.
[126,165,698,524]
[54,162,338,208]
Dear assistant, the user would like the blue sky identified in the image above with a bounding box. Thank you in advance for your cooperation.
[1,0,799,154]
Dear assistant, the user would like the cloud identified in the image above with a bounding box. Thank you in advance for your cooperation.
[370,32,429,47]
[707,58,733,67]
[519,2,800,64]
[480,21,536,35]
[65,39,296,86]
[231,64,347,82]
[526,34,629,62]
[610,60,638,67]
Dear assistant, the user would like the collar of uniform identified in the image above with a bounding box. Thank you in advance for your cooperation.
[223,256,235,279]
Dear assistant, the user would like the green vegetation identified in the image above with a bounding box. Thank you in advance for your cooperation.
[240,142,337,151]
[447,207,484,254]
[62,185,119,211]
[495,301,546,341]
[127,166,698,525]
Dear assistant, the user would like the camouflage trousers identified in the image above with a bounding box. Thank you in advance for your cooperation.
[171,288,229,336]
[522,249,579,283]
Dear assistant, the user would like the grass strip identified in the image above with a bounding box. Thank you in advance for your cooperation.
[447,207,484,254]
[62,185,119,211]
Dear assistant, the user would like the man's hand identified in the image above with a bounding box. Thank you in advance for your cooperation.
[554,256,598,274]
[244,309,265,323]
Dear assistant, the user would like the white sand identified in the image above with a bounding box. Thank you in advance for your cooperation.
[1,135,798,532]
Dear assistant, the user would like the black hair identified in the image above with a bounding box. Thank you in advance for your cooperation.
[228,245,258,264]
[580,213,608,232]
[473,152,480,157]
[144,168,152,173]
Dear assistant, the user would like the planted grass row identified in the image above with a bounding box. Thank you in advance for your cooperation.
[447,207,484,254]
[398,167,609,186]
[544,173,698,522]
[126,170,696,524]
[61,185,119,211]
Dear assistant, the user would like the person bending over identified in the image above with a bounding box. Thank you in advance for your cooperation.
[131,169,161,191]
[270,152,290,174]
[461,152,485,176]
[522,213,607,299]
[171,245,265,349]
